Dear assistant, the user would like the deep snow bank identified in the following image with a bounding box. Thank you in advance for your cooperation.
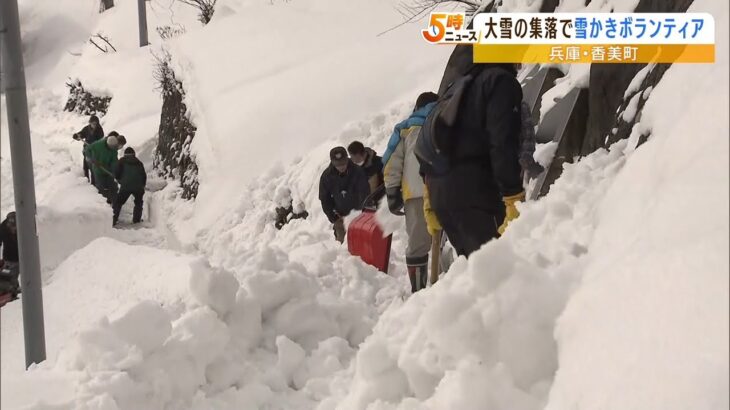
[167,0,453,235]
[1,237,197,375]
[546,1,730,408]
[327,138,628,410]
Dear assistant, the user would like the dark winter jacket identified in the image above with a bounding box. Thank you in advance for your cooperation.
[0,221,19,263]
[115,155,147,192]
[319,161,370,223]
[75,124,105,147]
[359,148,384,194]
[85,138,119,178]
[429,62,524,215]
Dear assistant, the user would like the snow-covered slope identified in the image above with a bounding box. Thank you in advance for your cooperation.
[165,0,453,240]
[1,0,728,409]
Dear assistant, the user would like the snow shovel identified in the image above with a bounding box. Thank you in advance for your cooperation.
[347,185,393,273]
[430,229,442,285]
[92,161,116,180]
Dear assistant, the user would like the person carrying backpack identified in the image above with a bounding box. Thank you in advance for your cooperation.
[347,141,384,196]
[417,45,525,257]
[383,91,438,293]
[113,147,147,226]
[72,115,105,184]
[319,147,370,243]
[85,132,124,205]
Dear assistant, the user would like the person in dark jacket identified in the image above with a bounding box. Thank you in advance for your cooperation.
[0,212,19,263]
[73,115,105,184]
[347,141,384,195]
[319,146,370,243]
[113,147,147,226]
[0,212,20,296]
[426,45,525,257]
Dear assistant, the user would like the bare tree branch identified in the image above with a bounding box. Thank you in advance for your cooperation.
[177,0,217,24]
[96,33,117,52]
[89,38,108,53]
[89,33,117,53]
[378,0,495,37]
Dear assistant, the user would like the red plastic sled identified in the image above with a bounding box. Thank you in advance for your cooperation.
[347,210,392,273]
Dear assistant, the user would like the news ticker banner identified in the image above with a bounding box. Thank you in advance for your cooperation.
[422,13,715,64]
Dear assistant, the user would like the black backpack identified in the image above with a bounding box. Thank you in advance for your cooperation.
[414,73,475,176]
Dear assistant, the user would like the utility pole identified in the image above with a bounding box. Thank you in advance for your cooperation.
[0,0,47,368]
[138,0,149,47]
[1,12,3,402]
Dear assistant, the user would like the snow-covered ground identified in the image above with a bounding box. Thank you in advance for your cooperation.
[1,0,728,409]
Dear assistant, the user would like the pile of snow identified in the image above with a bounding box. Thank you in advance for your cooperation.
[328,137,627,410]
[3,236,403,409]
[0,237,196,374]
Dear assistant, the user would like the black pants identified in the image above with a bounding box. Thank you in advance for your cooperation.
[113,189,144,224]
[0,262,20,296]
[434,207,504,257]
[333,218,346,243]
[83,158,95,185]
[95,173,118,205]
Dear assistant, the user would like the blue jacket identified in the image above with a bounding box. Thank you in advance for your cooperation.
[381,102,436,166]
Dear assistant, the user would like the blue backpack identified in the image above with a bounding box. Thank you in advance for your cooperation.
[414,73,475,176]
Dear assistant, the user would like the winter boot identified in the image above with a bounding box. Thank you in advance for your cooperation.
[407,264,428,293]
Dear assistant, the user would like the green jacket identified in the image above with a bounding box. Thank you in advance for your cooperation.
[115,155,147,192]
[84,138,118,177]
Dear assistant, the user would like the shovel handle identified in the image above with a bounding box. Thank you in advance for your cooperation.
[430,229,442,285]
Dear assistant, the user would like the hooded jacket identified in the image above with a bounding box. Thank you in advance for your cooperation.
[429,46,523,214]
[115,155,147,192]
[76,124,105,147]
[383,102,436,200]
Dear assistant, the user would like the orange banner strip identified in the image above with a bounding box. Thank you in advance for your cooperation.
[473,44,715,64]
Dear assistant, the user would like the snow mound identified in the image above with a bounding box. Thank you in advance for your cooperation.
[0,237,197,375]
[328,141,626,410]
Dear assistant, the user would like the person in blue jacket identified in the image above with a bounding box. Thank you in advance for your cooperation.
[383,92,439,293]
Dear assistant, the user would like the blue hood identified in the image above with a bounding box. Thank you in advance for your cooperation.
[382,102,436,166]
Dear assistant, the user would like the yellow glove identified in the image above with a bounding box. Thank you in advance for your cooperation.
[498,191,526,235]
[423,182,442,237]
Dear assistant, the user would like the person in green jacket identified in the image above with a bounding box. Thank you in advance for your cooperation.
[85,132,124,204]
[113,147,147,226]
